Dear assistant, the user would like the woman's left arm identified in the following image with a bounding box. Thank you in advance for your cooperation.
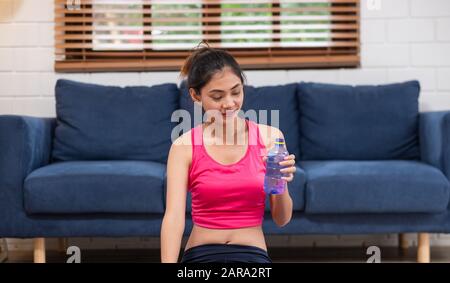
[262,127,295,227]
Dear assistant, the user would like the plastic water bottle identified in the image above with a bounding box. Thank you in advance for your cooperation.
[264,138,289,195]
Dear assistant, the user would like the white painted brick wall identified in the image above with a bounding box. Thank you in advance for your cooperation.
[361,0,409,18]
[387,19,435,42]
[361,19,386,43]
[420,93,450,111]
[13,48,54,71]
[339,68,388,85]
[361,44,410,67]
[38,23,54,47]
[437,19,450,41]
[0,48,14,71]
[437,68,450,90]
[245,70,289,86]
[412,44,450,66]
[13,0,54,22]
[411,0,450,17]
[2,0,450,250]
[287,70,339,84]
[140,71,180,86]
[388,68,436,90]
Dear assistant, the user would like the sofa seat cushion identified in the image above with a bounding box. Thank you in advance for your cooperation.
[284,165,307,211]
[24,161,166,214]
[301,160,450,214]
[298,81,420,160]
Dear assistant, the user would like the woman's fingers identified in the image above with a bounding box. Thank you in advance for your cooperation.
[263,153,296,182]
[280,166,296,174]
[279,154,295,166]
[282,173,294,182]
[279,159,295,167]
[280,154,296,183]
[285,154,296,160]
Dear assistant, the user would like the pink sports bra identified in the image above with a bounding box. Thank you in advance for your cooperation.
[188,119,267,229]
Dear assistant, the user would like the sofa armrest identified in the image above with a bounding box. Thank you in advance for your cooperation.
[0,115,55,205]
[419,111,450,179]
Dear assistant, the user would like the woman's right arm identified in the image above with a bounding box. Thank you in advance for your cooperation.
[160,133,191,263]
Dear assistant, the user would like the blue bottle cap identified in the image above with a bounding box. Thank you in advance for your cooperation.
[274,138,285,144]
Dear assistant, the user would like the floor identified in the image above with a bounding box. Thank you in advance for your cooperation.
[5,247,450,263]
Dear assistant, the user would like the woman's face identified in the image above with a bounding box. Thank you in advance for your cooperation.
[190,67,244,124]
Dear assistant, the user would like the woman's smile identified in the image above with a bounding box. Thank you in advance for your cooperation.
[222,109,237,118]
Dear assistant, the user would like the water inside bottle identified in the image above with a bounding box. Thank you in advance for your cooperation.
[264,139,289,195]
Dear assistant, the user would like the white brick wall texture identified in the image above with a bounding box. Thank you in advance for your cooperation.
[411,0,450,17]
[386,19,434,43]
[361,19,386,43]
[438,68,450,90]
[2,0,450,250]
[437,19,450,41]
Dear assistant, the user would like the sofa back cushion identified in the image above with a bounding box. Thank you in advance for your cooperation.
[243,83,300,159]
[52,79,179,163]
[179,82,301,158]
[298,81,420,160]
[178,81,204,129]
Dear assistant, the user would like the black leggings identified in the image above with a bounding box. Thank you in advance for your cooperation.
[181,244,272,263]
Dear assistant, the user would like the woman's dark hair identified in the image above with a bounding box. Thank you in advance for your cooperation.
[180,42,246,96]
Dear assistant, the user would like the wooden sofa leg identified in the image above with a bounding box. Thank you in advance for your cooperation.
[398,233,408,250]
[417,233,430,263]
[58,238,68,253]
[34,238,46,263]
[0,238,8,262]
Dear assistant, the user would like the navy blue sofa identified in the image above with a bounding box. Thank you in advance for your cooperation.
[1,79,449,263]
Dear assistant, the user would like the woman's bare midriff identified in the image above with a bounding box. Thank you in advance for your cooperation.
[184,224,267,252]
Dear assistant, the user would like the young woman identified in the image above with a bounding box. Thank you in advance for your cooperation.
[160,46,296,263]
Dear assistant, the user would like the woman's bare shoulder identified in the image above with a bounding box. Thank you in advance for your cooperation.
[172,129,193,146]
[256,123,284,149]
[169,130,194,165]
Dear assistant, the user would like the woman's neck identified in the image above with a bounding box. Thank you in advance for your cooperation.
[204,117,247,146]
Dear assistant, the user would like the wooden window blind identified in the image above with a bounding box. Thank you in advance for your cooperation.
[55,0,360,72]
